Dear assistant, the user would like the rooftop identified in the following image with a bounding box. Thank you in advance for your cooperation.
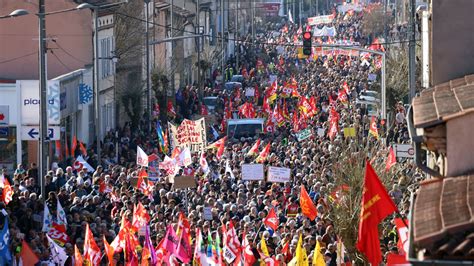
[412,74,474,128]
[413,175,474,260]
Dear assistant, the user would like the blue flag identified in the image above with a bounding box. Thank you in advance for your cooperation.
[0,218,11,264]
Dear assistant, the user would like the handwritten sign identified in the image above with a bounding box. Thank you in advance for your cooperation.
[169,118,207,153]
[241,164,264,181]
[267,166,291,183]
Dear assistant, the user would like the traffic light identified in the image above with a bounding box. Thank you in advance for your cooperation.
[302,31,312,56]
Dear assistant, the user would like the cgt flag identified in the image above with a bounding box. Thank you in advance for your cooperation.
[300,185,318,221]
[263,208,279,231]
[356,161,398,266]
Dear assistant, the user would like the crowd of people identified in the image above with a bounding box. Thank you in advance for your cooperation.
[0,3,419,266]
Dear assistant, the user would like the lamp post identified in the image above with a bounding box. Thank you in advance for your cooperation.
[144,0,151,133]
[0,9,29,19]
[37,1,95,201]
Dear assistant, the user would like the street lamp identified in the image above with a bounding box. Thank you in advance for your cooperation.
[0,9,29,19]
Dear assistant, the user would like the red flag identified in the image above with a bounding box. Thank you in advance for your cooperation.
[300,185,318,221]
[201,104,209,115]
[74,245,83,266]
[264,118,275,133]
[386,253,409,265]
[247,139,261,156]
[208,136,226,160]
[84,223,102,265]
[132,202,150,232]
[238,102,256,118]
[79,141,87,157]
[255,143,270,163]
[293,112,300,132]
[356,161,398,266]
[65,140,70,159]
[167,100,176,117]
[103,236,115,266]
[263,208,279,230]
[395,218,409,255]
[20,240,39,266]
[71,135,77,157]
[328,120,339,140]
[242,231,256,266]
[2,179,13,205]
[223,221,241,264]
[55,140,63,161]
[385,147,397,172]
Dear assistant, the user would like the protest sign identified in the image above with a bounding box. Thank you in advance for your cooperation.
[245,87,255,97]
[203,207,213,220]
[317,128,325,137]
[296,128,312,141]
[173,176,196,189]
[343,127,356,138]
[169,118,207,153]
[267,166,291,183]
[241,164,264,181]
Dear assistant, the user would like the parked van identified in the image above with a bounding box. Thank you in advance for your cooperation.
[355,99,380,117]
[227,118,264,139]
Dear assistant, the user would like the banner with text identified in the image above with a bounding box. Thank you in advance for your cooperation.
[307,14,335,26]
[169,118,207,153]
[267,166,291,183]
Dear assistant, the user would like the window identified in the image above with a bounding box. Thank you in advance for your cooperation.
[100,37,113,79]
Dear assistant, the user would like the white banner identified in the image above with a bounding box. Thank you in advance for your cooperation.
[307,15,334,26]
[19,80,60,125]
[313,26,337,37]
[241,164,264,181]
[137,146,149,167]
[267,166,291,183]
[169,118,207,153]
[337,3,363,13]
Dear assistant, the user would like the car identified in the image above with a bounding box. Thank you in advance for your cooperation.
[224,82,242,92]
[356,99,380,117]
[230,75,244,83]
[202,96,219,113]
[227,118,264,139]
[358,90,380,103]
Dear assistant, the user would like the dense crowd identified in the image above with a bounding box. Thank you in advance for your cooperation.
[1,4,418,266]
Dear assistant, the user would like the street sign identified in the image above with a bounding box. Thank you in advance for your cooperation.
[393,143,415,158]
[0,106,9,125]
[21,126,60,141]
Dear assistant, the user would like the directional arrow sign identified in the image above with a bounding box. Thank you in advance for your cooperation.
[21,126,60,141]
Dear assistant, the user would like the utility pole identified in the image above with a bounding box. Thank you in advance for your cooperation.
[93,7,101,165]
[251,0,255,41]
[235,0,239,72]
[170,0,174,93]
[38,0,47,201]
[221,0,224,83]
[299,0,302,26]
[408,0,416,102]
[196,0,201,88]
[145,0,151,133]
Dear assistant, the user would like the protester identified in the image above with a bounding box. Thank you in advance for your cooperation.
[0,4,416,266]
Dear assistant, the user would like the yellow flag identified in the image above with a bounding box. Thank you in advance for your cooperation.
[261,234,270,257]
[289,234,309,266]
[312,240,325,266]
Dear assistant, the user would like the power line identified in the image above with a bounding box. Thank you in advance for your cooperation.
[52,39,91,64]
[0,52,37,64]
[49,50,72,72]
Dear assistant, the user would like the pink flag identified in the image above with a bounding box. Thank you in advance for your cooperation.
[162,225,192,263]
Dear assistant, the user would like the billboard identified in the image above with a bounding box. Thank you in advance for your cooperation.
[19,80,60,125]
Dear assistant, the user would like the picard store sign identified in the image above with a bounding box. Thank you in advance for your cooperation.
[20,80,60,125]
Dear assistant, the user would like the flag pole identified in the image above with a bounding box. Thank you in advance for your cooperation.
[252,222,264,243]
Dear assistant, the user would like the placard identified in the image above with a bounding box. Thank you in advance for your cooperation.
[169,118,207,153]
[317,128,325,137]
[343,127,356,138]
[394,144,414,158]
[267,166,291,183]
[245,87,255,97]
[173,176,196,189]
[241,164,264,181]
[203,207,213,220]
[296,128,312,141]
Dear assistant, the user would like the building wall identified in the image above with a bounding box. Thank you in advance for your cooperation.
[446,112,474,177]
[430,0,474,86]
[0,0,93,80]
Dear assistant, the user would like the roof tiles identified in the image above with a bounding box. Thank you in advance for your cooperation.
[412,74,474,128]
